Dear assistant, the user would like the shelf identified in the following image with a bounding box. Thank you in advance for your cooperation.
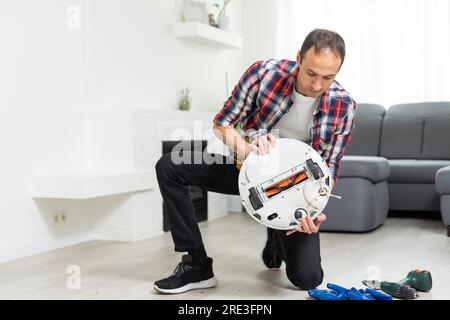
[31,172,154,199]
[174,22,243,49]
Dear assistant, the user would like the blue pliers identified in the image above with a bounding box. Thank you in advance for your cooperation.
[308,283,393,300]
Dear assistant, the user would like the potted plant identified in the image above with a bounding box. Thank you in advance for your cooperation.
[214,0,231,31]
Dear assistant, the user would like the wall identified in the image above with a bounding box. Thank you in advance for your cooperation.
[242,0,279,67]
[83,0,244,242]
[85,0,244,114]
[0,0,93,263]
[0,0,245,263]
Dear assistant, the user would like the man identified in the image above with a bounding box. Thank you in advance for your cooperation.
[154,29,357,294]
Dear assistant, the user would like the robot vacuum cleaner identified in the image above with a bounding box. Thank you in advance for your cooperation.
[238,138,339,230]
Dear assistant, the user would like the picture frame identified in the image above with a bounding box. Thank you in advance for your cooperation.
[182,0,208,24]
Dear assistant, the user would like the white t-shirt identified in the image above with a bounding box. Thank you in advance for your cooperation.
[273,88,320,143]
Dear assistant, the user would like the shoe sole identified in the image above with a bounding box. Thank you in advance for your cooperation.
[153,277,218,294]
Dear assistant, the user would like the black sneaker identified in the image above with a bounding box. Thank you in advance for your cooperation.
[262,236,283,269]
[154,254,218,294]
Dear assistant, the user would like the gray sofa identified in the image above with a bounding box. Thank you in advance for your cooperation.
[322,102,450,236]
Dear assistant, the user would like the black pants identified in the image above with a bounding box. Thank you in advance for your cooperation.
[155,151,324,289]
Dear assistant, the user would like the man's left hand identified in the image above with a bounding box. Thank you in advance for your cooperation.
[286,214,327,236]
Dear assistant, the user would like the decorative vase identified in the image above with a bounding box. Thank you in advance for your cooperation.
[179,99,190,111]
[179,87,191,111]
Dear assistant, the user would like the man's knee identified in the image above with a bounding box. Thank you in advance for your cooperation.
[155,153,175,176]
[286,268,323,290]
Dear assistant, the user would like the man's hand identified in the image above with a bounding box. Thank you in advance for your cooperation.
[213,125,279,161]
[286,213,327,236]
[250,133,277,155]
[285,176,334,236]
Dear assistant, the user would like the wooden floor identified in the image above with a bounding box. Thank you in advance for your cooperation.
[1,212,449,300]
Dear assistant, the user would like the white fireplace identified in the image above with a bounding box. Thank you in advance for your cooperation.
[86,107,232,241]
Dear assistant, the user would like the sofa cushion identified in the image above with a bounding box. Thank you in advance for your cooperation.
[436,166,450,194]
[338,156,390,183]
[388,159,450,183]
[345,103,384,156]
[388,183,440,211]
[380,102,450,159]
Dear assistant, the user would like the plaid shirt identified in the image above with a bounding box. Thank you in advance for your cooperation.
[213,59,357,182]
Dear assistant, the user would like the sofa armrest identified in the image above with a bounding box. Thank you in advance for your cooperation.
[436,165,450,194]
[338,156,390,183]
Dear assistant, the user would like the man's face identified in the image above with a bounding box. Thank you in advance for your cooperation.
[296,48,342,98]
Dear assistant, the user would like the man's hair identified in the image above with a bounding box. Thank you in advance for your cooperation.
[299,29,346,67]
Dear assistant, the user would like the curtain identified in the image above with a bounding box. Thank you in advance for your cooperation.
[276,0,450,107]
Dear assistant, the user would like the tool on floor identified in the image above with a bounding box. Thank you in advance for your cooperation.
[362,269,432,299]
[308,283,393,300]
[238,138,341,230]
[399,269,432,292]
[363,279,419,299]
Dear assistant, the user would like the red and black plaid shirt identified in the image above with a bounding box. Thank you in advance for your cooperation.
[213,59,357,181]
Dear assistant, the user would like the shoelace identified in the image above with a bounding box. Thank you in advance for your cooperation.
[171,261,192,277]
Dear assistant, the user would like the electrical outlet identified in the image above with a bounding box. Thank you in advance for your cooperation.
[53,210,68,224]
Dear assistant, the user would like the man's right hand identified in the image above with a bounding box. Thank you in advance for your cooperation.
[236,134,278,169]
[248,133,277,156]
[212,125,277,163]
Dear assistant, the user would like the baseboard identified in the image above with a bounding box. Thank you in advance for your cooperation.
[0,231,95,264]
